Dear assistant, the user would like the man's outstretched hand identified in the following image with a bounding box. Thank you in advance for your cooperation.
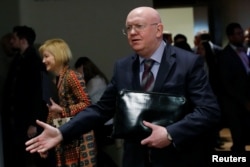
[25,120,63,153]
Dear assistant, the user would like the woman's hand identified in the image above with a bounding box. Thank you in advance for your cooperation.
[47,98,63,118]
[27,125,37,138]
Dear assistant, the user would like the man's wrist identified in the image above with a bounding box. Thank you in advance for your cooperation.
[56,128,63,143]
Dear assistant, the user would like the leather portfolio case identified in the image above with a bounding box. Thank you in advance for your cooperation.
[112,89,186,139]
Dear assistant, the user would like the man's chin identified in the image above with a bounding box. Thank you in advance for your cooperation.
[132,46,143,53]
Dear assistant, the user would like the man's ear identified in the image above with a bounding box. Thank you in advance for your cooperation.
[156,23,164,38]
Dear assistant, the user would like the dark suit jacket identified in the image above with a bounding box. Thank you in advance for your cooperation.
[218,44,250,110]
[218,44,250,148]
[3,46,44,130]
[60,43,220,167]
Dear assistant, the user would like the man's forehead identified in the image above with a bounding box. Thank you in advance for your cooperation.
[126,16,147,24]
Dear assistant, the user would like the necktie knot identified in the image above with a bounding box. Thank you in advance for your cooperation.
[144,59,154,71]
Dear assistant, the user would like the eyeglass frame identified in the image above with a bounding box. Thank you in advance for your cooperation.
[122,23,159,36]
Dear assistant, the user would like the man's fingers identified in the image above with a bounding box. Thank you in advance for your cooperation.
[36,120,47,128]
[25,138,45,153]
[25,137,37,146]
[141,137,150,145]
[143,120,155,129]
[26,142,38,152]
[49,98,55,104]
[141,131,152,146]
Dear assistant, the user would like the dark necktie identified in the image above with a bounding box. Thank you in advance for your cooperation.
[141,59,155,91]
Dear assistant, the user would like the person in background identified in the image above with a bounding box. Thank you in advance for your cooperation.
[0,33,16,116]
[38,38,97,167]
[0,33,14,167]
[173,33,193,52]
[199,32,222,56]
[74,57,109,104]
[244,27,250,55]
[193,30,208,53]
[74,56,118,167]
[196,32,224,149]
[26,7,220,167]
[197,40,220,94]
[218,22,250,152]
[2,25,47,167]
[196,41,224,150]
[163,30,173,44]
[0,33,17,58]
[173,33,188,44]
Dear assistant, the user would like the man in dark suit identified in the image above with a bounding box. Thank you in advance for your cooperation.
[2,26,55,167]
[218,22,250,152]
[26,7,220,167]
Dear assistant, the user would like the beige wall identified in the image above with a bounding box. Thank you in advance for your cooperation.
[157,7,195,47]
[157,6,209,48]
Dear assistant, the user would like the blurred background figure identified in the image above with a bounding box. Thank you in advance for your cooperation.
[196,41,221,111]
[0,33,17,98]
[0,32,16,167]
[199,32,223,55]
[173,33,193,52]
[244,27,250,55]
[0,33,16,58]
[163,30,173,45]
[74,56,118,167]
[196,32,224,150]
[218,22,250,152]
[244,27,250,46]
[74,57,109,104]
[193,30,222,55]
[2,25,48,167]
[0,33,16,109]
[193,30,209,53]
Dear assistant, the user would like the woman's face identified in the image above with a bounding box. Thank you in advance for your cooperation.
[42,50,56,72]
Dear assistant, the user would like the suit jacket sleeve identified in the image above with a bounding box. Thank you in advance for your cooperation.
[166,51,220,147]
[59,72,117,142]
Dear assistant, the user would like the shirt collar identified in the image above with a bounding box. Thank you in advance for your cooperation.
[139,41,166,64]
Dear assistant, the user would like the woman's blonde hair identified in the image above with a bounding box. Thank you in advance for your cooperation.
[39,38,72,66]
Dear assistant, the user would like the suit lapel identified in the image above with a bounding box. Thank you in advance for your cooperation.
[131,54,142,90]
[227,45,246,71]
[153,44,176,92]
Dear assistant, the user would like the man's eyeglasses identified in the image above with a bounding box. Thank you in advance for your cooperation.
[122,23,158,36]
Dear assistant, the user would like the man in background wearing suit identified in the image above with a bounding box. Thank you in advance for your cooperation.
[26,7,220,167]
[2,26,56,167]
[218,22,250,152]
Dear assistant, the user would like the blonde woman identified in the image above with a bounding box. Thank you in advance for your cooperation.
[39,38,97,167]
